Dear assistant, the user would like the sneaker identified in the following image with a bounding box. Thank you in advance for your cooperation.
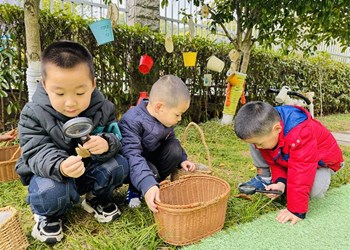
[239,175,272,191]
[126,188,142,208]
[81,197,121,223]
[31,214,63,244]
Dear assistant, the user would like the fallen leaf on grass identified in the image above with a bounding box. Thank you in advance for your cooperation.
[234,193,252,200]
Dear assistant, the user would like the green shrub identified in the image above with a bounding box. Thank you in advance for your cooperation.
[0,4,349,130]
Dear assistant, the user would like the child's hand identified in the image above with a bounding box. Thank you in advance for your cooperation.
[144,186,160,213]
[180,160,196,172]
[265,182,285,198]
[0,129,16,142]
[83,135,109,155]
[60,155,85,178]
[276,208,302,225]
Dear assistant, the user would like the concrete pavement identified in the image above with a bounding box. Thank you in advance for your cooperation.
[332,131,350,147]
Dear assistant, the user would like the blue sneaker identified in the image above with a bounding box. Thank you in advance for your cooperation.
[126,187,143,208]
[239,175,272,191]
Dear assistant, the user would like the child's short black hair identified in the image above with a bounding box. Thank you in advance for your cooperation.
[234,101,281,139]
[41,40,94,81]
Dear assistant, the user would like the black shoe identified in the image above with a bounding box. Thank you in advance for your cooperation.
[82,197,121,223]
[31,214,63,244]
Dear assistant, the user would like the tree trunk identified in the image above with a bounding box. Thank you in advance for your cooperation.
[221,25,252,125]
[240,28,253,74]
[24,0,41,102]
[240,43,253,74]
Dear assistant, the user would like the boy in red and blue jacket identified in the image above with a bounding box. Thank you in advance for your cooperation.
[234,101,344,225]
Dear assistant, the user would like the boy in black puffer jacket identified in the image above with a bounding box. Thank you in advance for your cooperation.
[16,41,129,244]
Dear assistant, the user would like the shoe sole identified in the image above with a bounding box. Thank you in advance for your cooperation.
[31,222,63,244]
[81,199,121,223]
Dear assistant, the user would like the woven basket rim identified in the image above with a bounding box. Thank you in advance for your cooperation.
[156,175,230,210]
[0,206,17,229]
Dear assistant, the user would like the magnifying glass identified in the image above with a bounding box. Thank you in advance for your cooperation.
[63,117,93,143]
[238,184,282,195]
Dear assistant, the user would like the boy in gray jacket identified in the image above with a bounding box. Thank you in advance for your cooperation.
[16,41,129,243]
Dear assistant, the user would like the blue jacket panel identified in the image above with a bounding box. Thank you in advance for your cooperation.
[275,105,308,136]
[119,100,187,194]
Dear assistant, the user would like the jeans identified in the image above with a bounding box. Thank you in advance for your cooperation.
[27,154,129,217]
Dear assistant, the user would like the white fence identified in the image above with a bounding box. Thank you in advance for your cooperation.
[4,0,349,63]
[317,42,350,64]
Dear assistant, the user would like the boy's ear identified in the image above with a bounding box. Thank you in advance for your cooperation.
[154,102,164,113]
[42,79,47,89]
[92,77,97,89]
[272,123,283,134]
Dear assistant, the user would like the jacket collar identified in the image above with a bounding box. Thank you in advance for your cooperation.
[275,105,309,136]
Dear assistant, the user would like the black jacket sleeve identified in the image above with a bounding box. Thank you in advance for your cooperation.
[91,132,122,162]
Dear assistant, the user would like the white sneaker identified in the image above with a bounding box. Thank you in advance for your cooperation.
[82,197,121,223]
[32,214,63,244]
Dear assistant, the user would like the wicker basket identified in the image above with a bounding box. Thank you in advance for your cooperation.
[154,175,231,246]
[0,206,29,250]
[0,145,21,182]
[171,122,212,181]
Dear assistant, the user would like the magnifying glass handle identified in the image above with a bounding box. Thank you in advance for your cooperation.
[258,189,283,195]
[81,134,91,144]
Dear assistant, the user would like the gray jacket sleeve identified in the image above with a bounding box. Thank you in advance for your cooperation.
[17,105,69,182]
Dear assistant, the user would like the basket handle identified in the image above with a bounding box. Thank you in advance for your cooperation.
[9,146,21,161]
[180,122,212,169]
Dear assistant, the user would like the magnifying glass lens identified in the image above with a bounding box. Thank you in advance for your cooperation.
[63,117,93,138]
[66,123,91,135]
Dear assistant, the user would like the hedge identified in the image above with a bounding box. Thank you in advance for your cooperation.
[1,4,349,130]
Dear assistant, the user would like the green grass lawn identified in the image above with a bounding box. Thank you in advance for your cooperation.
[1,114,349,249]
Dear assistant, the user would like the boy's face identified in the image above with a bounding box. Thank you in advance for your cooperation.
[156,100,190,127]
[244,123,282,149]
[43,62,96,118]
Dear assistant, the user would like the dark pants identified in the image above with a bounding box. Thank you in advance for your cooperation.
[27,154,129,218]
[129,138,183,192]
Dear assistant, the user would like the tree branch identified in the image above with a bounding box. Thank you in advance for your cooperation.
[206,3,236,44]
